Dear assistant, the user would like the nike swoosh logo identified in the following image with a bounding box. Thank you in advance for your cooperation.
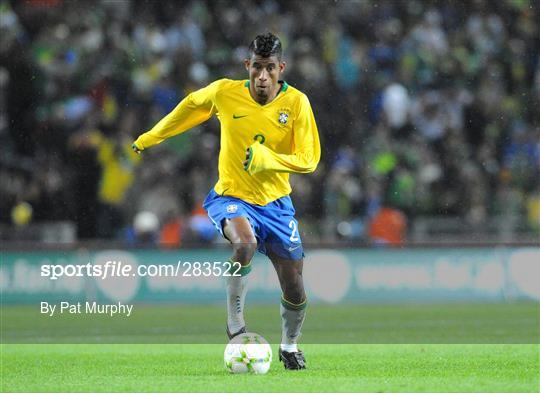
[288,245,302,252]
[233,114,248,119]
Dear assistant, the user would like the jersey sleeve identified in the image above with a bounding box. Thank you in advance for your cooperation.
[132,81,220,150]
[246,94,320,175]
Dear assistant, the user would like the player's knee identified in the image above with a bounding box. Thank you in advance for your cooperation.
[231,238,257,264]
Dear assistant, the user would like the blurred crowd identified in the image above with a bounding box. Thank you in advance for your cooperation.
[1,0,539,245]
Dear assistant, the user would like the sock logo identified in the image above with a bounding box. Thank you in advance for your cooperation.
[235,295,242,314]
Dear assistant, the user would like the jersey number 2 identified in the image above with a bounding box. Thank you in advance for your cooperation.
[289,220,299,242]
[253,134,266,144]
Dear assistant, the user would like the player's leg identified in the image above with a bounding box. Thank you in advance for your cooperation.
[222,216,257,338]
[268,252,307,370]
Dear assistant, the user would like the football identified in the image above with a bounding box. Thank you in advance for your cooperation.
[224,332,272,374]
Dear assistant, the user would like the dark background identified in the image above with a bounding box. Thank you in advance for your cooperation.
[1,0,538,246]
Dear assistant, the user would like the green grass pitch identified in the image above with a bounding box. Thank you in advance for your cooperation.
[1,303,539,392]
[2,344,538,393]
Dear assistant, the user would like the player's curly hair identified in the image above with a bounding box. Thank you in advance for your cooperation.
[249,33,282,60]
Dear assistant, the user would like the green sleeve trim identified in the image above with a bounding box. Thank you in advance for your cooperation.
[281,296,307,311]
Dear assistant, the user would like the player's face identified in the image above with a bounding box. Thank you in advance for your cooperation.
[244,54,285,104]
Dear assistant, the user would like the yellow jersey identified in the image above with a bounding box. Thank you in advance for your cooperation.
[90,131,141,205]
[133,79,320,205]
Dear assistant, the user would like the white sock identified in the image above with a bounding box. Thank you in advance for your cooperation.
[280,343,298,352]
[280,299,306,353]
[226,274,248,333]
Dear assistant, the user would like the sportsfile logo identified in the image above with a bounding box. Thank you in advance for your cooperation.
[40,261,130,280]
[40,260,242,280]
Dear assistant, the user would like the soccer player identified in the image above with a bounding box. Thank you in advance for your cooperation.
[132,33,320,370]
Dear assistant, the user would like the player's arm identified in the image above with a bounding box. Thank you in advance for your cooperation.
[132,82,219,152]
[244,94,320,174]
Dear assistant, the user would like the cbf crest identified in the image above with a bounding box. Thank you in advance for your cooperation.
[277,108,291,127]
[226,204,238,213]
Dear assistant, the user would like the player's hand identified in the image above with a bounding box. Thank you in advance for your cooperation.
[132,143,142,155]
[243,147,251,170]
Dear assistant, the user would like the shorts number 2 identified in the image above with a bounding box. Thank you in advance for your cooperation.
[289,220,299,242]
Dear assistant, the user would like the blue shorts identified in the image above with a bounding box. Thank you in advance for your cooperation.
[203,189,304,260]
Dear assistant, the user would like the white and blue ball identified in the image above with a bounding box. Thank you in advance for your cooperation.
[224,332,272,374]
